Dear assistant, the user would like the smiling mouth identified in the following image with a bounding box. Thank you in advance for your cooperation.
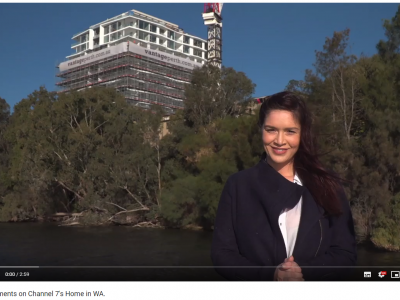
[271,147,289,154]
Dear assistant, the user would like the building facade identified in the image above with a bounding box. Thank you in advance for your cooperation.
[56,10,208,114]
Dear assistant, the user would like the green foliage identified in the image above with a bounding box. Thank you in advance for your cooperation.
[1,87,165,221]
[0,96,10,195]
[371,194,400,251]
[285,5,400,251]
[158,66,259,228]
[377,6,400,60]
[0,63,259,229]
[160,175,200,227]
[161,115,262,228]
[183,64,255,130]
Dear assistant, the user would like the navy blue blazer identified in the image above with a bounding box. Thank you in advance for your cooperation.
[211,156,357,281]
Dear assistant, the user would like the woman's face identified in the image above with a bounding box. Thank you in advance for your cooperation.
[262,109,301,167]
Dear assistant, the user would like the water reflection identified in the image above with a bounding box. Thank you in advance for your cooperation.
[1,223,399,268]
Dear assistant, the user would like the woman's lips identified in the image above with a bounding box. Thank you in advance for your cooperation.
[271,147,288,155]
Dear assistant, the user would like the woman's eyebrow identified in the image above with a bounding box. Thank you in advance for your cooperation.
[264,125,300,130]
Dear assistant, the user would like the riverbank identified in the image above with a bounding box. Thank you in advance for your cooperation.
[1,223,400,272]
[3,210,207,231]
[3,214,398,251]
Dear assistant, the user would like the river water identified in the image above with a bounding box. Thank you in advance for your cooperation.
[1,223,400,281]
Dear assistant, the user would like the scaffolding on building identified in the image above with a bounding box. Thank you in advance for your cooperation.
[56,42,200,115]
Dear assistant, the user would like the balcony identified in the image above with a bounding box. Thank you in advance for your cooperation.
[94,11,133,28]
[72,29,89,39]
[110,33,123,42]
[71,40,87,47]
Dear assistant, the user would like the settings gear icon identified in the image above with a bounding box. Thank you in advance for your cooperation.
[378,271,387,278]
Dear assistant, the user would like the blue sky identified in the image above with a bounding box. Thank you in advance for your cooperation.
[0,3,398,110]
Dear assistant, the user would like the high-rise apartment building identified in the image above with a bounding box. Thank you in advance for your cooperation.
[56,10,208,114]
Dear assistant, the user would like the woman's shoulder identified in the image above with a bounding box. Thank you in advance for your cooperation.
[227,163,261,185]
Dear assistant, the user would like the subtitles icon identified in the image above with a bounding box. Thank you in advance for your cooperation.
[364,271,371,278]
[378,271,387,278]
[391,271,400,278]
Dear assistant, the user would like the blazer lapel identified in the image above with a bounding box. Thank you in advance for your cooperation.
[292,188,325,258]
[254,154,326,262]
[255,158,307,263]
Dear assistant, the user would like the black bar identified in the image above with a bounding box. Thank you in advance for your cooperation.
[1,267,400,281]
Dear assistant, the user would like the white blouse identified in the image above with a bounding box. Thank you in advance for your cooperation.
[278,173,303,258]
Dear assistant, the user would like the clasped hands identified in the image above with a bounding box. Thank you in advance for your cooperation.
[273,256,304,281]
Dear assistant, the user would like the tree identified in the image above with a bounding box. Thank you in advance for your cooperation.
[314,29,362,142]
[161,114,263,228]
[0,96,10,196]
[284,8,400,250]
[183,64,255,131]
[1,87,58,221]
[1,87,165,224]
[377,5,400,60]
[158,64,258,228]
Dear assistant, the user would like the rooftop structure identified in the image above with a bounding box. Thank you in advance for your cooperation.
[202,3,223,68]
[56,10,208,114]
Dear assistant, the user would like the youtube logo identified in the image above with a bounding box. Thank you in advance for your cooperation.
[378,271,387,278]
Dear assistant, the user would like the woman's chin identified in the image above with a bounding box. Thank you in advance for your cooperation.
[267,153,293,166]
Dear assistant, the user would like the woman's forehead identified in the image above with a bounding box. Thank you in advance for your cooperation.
[264,110,300,125]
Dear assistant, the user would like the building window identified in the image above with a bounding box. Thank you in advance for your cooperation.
[183,45,190,54]
[150,24,157,33]
[167,40,175,49]
[193,49,202,57]
[183,36,190,44]
[129,21,134,26]
[139,31,149,41]
[193,39,202,48]
[111,23,117,32]
[150,34,157,43]
[168,30,174,40]
[159,39,164,45]
[104,26,109,34]
[139,20,149,30]
[104,35,109,43]
[205,42,208,50]
[111,33,116,41]
[159,28,165,35]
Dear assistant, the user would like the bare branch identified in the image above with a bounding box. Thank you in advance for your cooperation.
[73,115,83,133]
[106,202,127,211]
[107,207,150,221]
[119,186,147,209]
[55,178,84,201]
[94,121,108,131]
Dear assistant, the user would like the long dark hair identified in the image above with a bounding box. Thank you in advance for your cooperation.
[258,91,343,215]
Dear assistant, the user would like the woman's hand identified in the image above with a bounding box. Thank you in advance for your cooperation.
[274,256,304,281]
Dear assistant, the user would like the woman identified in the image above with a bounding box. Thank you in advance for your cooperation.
[211,91,357,281]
